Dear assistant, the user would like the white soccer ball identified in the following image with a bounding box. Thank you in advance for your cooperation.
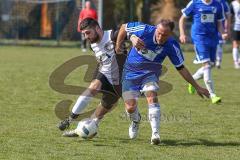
[75,119,98,139]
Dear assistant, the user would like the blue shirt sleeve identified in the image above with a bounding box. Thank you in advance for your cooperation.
[221,0,230,14]
[167,41,185,67]
[216,2,225,21]
[125,22,146,37]
[182,0,194,18]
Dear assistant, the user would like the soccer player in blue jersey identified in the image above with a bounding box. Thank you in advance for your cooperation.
[115,19,209,145]
[215,0,231,68]
[179,0,228,104]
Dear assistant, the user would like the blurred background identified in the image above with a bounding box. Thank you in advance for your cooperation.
[0,0,192,47]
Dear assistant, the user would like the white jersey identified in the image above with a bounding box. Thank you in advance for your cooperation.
[231,0,240,31]
[90,30,121,85]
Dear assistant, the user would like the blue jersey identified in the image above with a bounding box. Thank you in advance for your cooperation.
[182,0,225,46]
[124,22,184,80]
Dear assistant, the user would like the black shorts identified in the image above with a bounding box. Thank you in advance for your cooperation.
[92,71,121,109]
[232,30,240,41]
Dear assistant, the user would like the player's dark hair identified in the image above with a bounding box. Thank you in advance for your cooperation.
[79,18,100,30]
[158,19,175,31]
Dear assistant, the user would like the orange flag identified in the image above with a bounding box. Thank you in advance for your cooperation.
[41,2,52,37]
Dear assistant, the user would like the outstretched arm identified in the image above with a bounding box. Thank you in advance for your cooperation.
[179,15,187,44]
[177,66,210,98]
[218,20,228,40]
[225,13,231,36]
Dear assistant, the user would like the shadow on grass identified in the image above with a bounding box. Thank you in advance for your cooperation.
[72,137,119,148]
[93,143,118,147]
[161,139,240,147]
[72,136,149,147]
[118,138,146,143]
[115,138,240,147]
[63,135,240,147]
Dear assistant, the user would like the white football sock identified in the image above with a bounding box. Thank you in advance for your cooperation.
[216,44,223,64]
[193,67,204,80]
[126,107,140,122]
[148,103,160,134]
[233,48,239,63]
[203,65,215,98]
[72,95,92,114]
[93,117,101,126]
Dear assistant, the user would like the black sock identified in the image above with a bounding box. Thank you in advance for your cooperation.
[70,113,79,120]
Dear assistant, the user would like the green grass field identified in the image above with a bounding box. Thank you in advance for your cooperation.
[0,46,240,160]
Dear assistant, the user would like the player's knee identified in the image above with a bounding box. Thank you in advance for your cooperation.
[125,99,137,107]
[125,106,137,113]
[204,78,212,84]
[125,100,137,113]
[145,91,158,104]
[203,62,211,69]
[146,95,158,104]
[88,80,102,95]
[203,73,212,84]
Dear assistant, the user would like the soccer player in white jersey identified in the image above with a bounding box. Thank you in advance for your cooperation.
[216,0,231,69]
[179,0,228,104]
[115,19,209,145]
[57,18,126,137]
[230,0,240,69]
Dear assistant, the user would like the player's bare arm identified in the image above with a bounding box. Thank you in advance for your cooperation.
[177,66,210,98]
[225,13,231,36]
[218,20,228,40]
[115,24,127,54]
[179,15,187,44]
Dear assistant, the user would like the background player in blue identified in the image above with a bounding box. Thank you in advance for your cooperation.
[179,0,227,104]
[216,0,231,68]
[115,19,209,145]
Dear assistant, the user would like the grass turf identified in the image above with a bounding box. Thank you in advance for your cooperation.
[0,46,240,160]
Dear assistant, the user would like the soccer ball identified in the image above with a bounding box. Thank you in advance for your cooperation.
[75,119,98,139]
